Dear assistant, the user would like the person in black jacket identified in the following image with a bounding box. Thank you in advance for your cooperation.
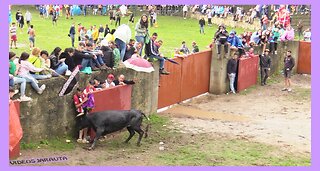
[214,23,229,59]
[259,49,271,86]
[60,48,76,72]
[282,50,295,92]
[73,42,99,71]
[104,24,110,37]
[69,23,76,47]
[199,16,205,34]
[227,53,238,94]
[113,74,135,86]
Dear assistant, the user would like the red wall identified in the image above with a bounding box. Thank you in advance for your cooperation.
[9,101,21,159]
[91,85,132,112]
[237,56,259,92]
[158,50,212,109]
[298,41,311,74]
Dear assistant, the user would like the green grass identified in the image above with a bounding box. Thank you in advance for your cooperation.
[10,5,248,57]
[155,137,310,166]
[21,136,76,151]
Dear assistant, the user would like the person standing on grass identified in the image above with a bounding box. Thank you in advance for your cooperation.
[183,5,188,19]
[199,16,205,34]
[28,25,35,50]
[25,10,32,28]
[227,53,238,94]
[52,11,58,26]
[69,23,76,47]
[282,50,295,92]
[115,9,121,27]
[10,22,18,49]
[259,49,271,86]
[135,14,148,56]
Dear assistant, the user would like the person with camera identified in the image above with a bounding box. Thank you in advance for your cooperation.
[69,23,76,47]
[214,23,229,59]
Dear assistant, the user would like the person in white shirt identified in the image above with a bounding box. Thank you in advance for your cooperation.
[105,74,115,88]
[17,52,46,94]
[303,28,311,42]
[25,10,32,27]
[183,5,188,19]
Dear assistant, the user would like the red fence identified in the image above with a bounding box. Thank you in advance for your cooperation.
[91,85,132,112]
[237,56,259,92]
[158,50,212,109]
[9,100,22,159]
[298,41,311,74]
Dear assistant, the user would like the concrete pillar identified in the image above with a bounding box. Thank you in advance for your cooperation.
[209,44,230,94]
[286,41,300,74]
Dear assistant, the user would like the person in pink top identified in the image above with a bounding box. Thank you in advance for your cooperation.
[280,25,294,41]
[17,52,46,94]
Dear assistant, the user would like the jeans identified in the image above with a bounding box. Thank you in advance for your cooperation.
[13,77,27,96]
[135,36,145,56]
[53,62,68,76]
[228,73,236,93]
[23,76,41,92]
[31,73,51,80]
[70,34,75,47]
[260,67,269,84]
[200,25,204,34]
[81,58,93,70]
[93,55,105,66]
[149,55,165,69]
[115,38,126,61]
[216,41,229,54]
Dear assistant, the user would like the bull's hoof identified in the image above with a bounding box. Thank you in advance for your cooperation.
[87,147,94,151]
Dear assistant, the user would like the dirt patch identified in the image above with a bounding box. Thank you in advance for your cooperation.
[160,74,311,154]
[164,106,249,122]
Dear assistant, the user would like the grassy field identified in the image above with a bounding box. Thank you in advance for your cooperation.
[10,5,248,57]
[19,114,310,166]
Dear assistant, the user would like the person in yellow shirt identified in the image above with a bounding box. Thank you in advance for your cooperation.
[92,25,99,44]
[28,47,52,79]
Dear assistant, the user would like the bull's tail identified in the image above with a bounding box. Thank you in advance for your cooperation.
[141,112,150,138]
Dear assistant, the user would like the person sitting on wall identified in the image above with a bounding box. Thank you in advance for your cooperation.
[191,41,199,53]
[113,74,135,86]
[227,30,244,56]
[179,41,190,55]
[214,23,229,59]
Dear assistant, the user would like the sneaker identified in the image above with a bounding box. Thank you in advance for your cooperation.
[37,85,46,94]
[274,51,277,54]
[14,90,19,96]
[160,69,170,75]
[20,95,32,102]
[77,138,83,143]
[287,88,292,92]
[82,139,89,144]
[281,88,287,91]
[76,112,85,117]
[91,66,100,71]
[232,91,236,94]
[65,70,72,76]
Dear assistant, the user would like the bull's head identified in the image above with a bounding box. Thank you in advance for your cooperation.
[75,113,90,131]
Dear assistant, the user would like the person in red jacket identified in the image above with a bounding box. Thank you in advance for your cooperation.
[73,88,89,143]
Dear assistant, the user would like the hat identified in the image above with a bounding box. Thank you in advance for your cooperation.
[107,74,115,80]
[230,30,236,35]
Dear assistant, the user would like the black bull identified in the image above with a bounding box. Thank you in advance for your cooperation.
[76,110,150,150]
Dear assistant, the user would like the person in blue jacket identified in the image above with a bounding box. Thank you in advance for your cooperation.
[227,30,244,54]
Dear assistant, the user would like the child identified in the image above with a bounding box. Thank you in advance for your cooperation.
[105,73,115,88]
[10,22,17,49]
[73,88,89,144]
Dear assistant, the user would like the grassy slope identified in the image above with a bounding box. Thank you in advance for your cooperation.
[10,5,247,57]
